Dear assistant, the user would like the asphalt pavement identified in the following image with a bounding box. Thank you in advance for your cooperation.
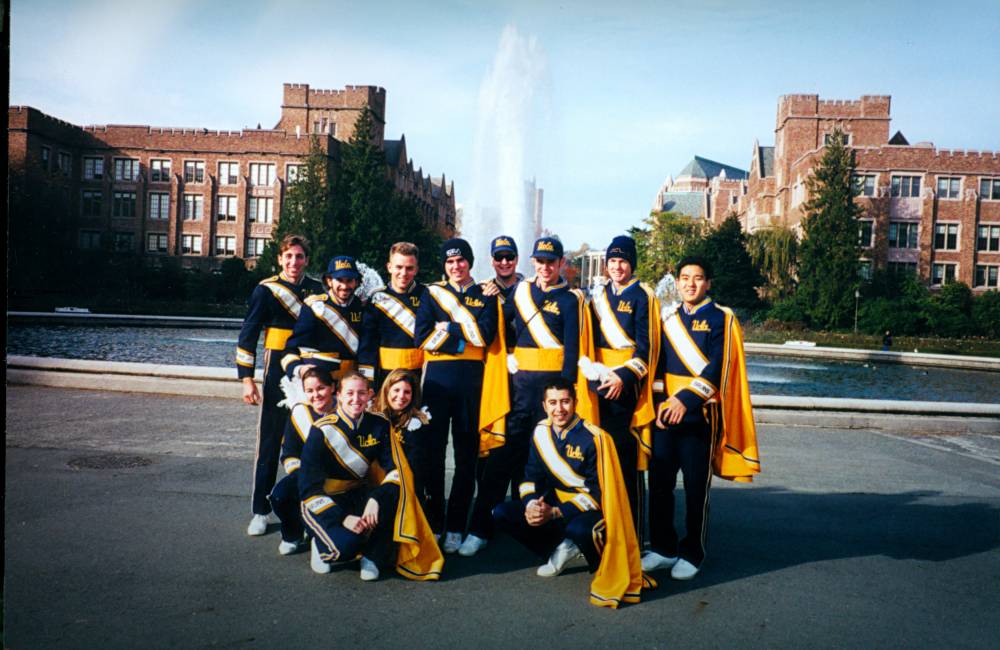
[4,385,1000,649]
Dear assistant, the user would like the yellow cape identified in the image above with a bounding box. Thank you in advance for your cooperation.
[587,422,657,608]
[714,308,761,482]
[371,428,444,580]
[479,299,509,455]
[574,289,600,423]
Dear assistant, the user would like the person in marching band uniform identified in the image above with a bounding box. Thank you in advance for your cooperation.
[492,377,652,608]
[372,368,431,505]
[299,372,442,581]
[282,256,365,382]
[586,235,660,531]
[414,238,500,552]
[237,234,324,537]
[358,242,427,389]
[463,236,592,558]
[269,367,336,555]
[643,256,760,581]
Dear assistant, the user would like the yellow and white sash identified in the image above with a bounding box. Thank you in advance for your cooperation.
[514,281,561,349]
[372,291,417,338]
[427,285,485,348]
[591,286,635,349]
[311,301,360,354]
[662,312,708,376]
[318,421,369,478]
[533,420,587,489]
[262,281,305,319]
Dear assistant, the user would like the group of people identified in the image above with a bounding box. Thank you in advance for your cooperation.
[235,231,760,608]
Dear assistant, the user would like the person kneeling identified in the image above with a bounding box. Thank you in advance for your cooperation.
[299,372,442,582]
[492,377,653,608]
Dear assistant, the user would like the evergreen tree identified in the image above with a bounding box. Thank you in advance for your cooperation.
[796,129,863,328]
[334,108,442,282]
[261,136,336,276]
[686,215,762,309]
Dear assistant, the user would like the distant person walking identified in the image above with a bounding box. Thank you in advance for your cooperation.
[882,331,893,351]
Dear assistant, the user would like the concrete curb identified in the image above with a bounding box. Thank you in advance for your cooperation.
[8,311,242,328]
[7,356,999,434]
[745,342,1000,371]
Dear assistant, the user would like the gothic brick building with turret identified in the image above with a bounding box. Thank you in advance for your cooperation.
[8,83,455,271]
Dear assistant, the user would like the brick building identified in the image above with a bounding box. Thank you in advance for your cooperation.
[8,83,456,271]
[736,94,1000,292]
[652,155,748,225]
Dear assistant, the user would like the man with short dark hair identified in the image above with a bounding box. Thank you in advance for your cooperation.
[644,255,760,580]
[492,377,649,608]
[238,234,324,536]
[358,242,427,389]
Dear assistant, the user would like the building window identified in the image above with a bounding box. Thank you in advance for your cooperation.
[890,175,922,198]
[888,222,919,249]
[934,223,959,250]
[112,232,135,252]
[824,132,850,146]
[113,158,139,182]
[975,265,999,288]
[219,161,240,185]
[852,174,876,197]
[79,230,101,250]
[183,194,204,220]
[858,260,872,281]
[888,261,917,276]
[858,220,874,247]
[249,197,273,223]
[287,164,304,184]
[217,196,238,221]
[82,190,103,217]
[146,233,168,253]
[981,178,1000,201]
[83,156,104,180]
[215,236,236,256]
[112,191,137,218]
[931,263,957,286]
[149,192,170,220]
[936,177,961,199]
[58,152,73,177]
[40,146,51,170]
[249,163,276,186]
[184,160,205,183]
[150,159,172,183]
[977,225,1000,252]
[182,234,203,255]
[246,237,267,257]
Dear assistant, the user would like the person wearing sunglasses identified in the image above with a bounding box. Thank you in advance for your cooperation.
[482,235,523,301]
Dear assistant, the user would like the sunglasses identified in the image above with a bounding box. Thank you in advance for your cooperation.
[493,253,516,262]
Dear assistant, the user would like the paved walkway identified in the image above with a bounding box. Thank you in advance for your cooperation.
[5,386,1000,648]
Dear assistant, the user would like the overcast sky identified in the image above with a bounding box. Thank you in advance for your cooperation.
[10,0,1000,252]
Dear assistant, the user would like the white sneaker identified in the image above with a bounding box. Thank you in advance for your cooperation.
[671,558,700,580]
[458,534,488,557]
[310,539,331,574]
[641,551,678,572]
[246,514,268,536]
[360,557,380,582]
[442,532,463,554]
[278,540,300,556]
[537,540,582,577]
